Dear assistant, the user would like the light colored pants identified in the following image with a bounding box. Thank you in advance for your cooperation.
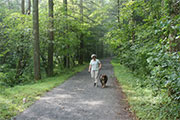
[91,70,99,83]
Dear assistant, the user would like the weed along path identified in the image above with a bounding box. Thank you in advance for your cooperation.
[15,59,135,120]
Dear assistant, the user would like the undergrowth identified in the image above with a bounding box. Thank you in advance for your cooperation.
[112,58,179,120]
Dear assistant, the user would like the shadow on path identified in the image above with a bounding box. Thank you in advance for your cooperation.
[15,58,135,120]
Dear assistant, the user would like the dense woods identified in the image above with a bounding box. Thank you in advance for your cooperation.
[0,0,180,119]
[0,0,109,86]
[106,0,180,119]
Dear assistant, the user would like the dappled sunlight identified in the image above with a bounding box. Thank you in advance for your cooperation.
[124,89,135,94]
[128,88,162,105]
[74,88,85,91]
[55,94,72,99]
[41,94,72,101]
[55,88,65,92]
[80,100,104,106]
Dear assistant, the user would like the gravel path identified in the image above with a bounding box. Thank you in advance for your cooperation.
[15,59,135,120]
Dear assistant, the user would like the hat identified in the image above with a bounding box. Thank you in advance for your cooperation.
[91,54,97,58]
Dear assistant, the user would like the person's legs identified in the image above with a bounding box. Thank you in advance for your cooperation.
[91,70,98,86]
[94,70,99,86]
[91,70,95,79]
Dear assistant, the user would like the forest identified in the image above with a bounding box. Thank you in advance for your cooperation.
[0,0,180,120]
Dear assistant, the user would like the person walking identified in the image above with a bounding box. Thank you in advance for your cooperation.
[88,54,102,87]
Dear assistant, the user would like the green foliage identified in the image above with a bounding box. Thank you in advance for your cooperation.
[0,64,87,120]
[0,12,32,86]
[106,0,180,119]
[112,58,180,120]
[0,0,109,86]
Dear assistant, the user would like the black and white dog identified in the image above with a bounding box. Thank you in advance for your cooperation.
[99,74,108,88]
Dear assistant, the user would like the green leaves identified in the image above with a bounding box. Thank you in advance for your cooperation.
[0,50,9,57]
[105,0,180,119]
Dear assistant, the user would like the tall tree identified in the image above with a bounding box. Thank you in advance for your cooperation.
[33,0,41,80]
[47,0,54,77]
[21,0,25,14]
[117,0,120,28]
[131,0,135,43]
[63,0,67,14]
[27,0,31,15]
[79,0,84,64]
[63,0,70,68]
[15,0,26,80]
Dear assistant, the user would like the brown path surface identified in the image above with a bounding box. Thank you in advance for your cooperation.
[15,59,135,120]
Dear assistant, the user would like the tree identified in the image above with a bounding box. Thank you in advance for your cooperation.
[0,0,109,86]
[15,0,26,80]
[117,0,120,28]
[47,0,54,77]
[63,0,70,68]
[21,0,25,14]
[27,0,31,15]
[79,0,84,64]
[33,0,41,80]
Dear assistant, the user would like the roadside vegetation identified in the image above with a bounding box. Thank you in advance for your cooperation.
[0,64,87,120]
[112,58,179,120]
[107,0,180,119]
[0,0,180,120]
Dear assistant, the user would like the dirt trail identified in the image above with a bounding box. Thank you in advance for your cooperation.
[15,59,135,120]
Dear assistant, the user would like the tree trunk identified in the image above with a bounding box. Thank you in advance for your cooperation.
[63,0,70,68]
[132,0,135,43]
[21,0,25,14]
[79,0,84,64]
[63,0,67,68]
[117,0,120,28]
[64,0,68,13]
[33,0,41,80]
[47,0,54,77]
[27,0,31,15]
[15,0,26,80]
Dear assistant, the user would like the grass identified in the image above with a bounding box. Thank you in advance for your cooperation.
[111,58,170,120]
[0,64,87,120]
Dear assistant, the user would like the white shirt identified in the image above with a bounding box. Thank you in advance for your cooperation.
[90,59,101,71]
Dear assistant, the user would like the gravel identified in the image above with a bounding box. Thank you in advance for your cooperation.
[15,59,135,120]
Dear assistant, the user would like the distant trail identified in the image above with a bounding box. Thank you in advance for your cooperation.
[15,59,135,120]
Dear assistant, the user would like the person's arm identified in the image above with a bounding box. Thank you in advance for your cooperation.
[99,63,102,70]
[99,60,102,70]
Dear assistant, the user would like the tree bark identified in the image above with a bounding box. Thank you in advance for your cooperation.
[63,0,67,68]
[15,0,26,80]
[64,0,68,14]
[117,0,120,28]
[21,0,25,14]
[79,0,84,64]
[47,0,54,77]
[33,0,41,80]
[27,0,31,15]
[63,0,70,68]
[131,0,135,43]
